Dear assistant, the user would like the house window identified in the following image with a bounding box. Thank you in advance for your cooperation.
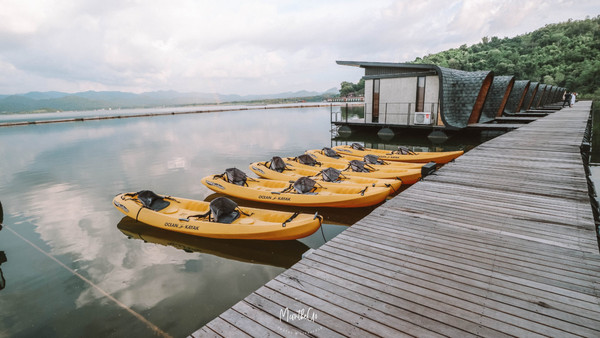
[373,79,380,123]
[416,76,425,112]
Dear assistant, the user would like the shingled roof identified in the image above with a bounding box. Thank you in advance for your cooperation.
[505,80,530,114]
[437,67,494,128]
[479,75,515,123]
[522,82,540,110]
[531,84,549,109]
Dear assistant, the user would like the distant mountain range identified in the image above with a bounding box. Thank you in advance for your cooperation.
[0,88,339,113]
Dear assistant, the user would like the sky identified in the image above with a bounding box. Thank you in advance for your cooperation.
[0,0,598,96]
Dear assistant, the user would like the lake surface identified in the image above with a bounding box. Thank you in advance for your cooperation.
[0,105,486,337]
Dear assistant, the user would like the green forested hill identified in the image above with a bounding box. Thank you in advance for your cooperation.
[411,16,600,97]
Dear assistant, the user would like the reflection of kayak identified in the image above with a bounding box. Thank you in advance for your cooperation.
[283,156,422,184]
[201,169,389,208]
[248,160,402,194]
[306,148,424,169]
[333,144,464,164]
[113,191,322,240]
[117,217,309,269]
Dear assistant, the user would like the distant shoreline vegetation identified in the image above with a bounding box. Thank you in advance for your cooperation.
[340,16,599,114]
[410,16,600,112]
[0,90,339,115]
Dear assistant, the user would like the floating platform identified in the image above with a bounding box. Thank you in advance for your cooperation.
[193,101,600,337]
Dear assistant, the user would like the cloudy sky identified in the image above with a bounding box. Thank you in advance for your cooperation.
[1,0,598,95]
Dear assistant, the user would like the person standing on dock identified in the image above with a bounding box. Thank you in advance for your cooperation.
[562,92,572,107]
[570,92,577,107]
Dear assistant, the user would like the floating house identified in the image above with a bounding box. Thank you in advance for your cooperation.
[479,75,515,123]
[522,82,540,110]
[336,61,494,134]
[335,61,568,139]
[532,84,549,109]
[504,80,531,114]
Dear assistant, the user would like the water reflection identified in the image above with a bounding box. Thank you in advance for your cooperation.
[332,129,482,153]
[0,107,345,336]
[0,201,5,291]
[117,217,310,269]
[0,251,6,291]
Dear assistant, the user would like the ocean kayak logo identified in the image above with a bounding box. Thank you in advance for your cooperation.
[278,306,321,335]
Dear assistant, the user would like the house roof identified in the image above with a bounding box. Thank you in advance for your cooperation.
[480,75,515,123]
[532,84,548,108]
[523,82,540,110]
[505,80,531,113]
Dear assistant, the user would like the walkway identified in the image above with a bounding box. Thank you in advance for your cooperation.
[192,101,599,337]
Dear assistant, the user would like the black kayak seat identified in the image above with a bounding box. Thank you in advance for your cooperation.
[136,190,170,211]
[209,197,241,224]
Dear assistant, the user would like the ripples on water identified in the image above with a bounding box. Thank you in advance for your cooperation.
[0,106,476,337]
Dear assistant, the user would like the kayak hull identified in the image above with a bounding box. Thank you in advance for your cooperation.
[201,176,390,208]
[332,145,464,164]
[249,161,402,194]
[113,193,322,240]
[283,158,422,184]
[305,149,424,169]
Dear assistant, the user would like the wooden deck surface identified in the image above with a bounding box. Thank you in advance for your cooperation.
[192,101,599,337]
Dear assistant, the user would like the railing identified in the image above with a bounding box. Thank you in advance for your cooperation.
[364,102,439,125]
[330,103,366,124]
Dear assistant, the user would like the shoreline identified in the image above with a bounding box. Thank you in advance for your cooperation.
[0,102,363,128]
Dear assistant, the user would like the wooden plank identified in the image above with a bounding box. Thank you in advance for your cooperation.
[323,240,600,321]
[268,276,413,337]
[219,308,282,337]
[230,301,302,337]
[306,246,600,336]
[340,228,600,297]
[254,284,376,337]
[243,292,345,337]
[203,317,251,338]
[300,251,568,337]
[188,326,222,338]
[331,233,600,306]
[349,221,600,283]
[281,265,476,338]
[352,215,600,273]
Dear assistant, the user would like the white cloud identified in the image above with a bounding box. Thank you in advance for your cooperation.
[0,0,597,95]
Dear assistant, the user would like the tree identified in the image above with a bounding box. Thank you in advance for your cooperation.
[340,81,355,97]
[339,79,365,97]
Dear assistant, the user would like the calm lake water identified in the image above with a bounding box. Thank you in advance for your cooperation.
[0,105,488,337]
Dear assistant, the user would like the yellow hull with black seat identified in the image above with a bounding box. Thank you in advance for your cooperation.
[249,160,402,194]
[333,144,464,164]
[201,169,390,208]
[283,156,422,184]
[306,148,424,169]
[113,191,322,240]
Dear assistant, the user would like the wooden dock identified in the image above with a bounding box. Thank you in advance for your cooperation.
[192,101,599,337]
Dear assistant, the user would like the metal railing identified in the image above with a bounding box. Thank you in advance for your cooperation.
[330,103,366,123]
[365,102,439,125]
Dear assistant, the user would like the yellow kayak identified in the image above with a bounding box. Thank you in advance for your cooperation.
[284,155,422,184]
[249,159,402,194]
[306,148,424,169]
[201,168,390,208]
[333,144,464,164]
[113,190,322,240]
